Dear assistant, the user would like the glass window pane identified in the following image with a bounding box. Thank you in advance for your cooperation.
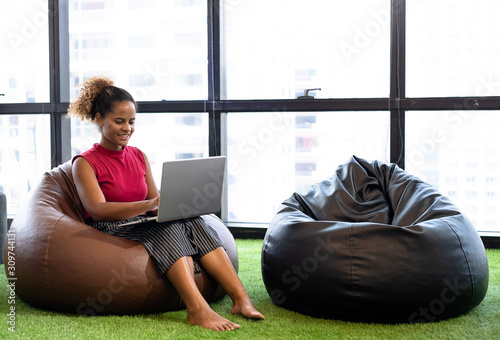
[405,111,500,233]
[226,111,390,223]
[407,0,500,97]
[223,0,390,99]
[67,0,208,101]
[71,112,209,185]
[0,114,51,217]
[0,1,50,103]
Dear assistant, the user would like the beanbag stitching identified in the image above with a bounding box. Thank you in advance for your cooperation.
[440,217,475,307]
[349,223,357,300]
[44,214,64,307]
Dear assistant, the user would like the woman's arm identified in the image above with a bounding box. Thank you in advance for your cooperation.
[143,152,160,214]
[73,157,159,222]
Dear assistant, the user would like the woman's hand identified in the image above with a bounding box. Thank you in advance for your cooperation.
[147,196,160,216]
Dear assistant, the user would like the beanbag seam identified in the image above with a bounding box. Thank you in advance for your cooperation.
[44,214,64,307]
[440,217,475,307]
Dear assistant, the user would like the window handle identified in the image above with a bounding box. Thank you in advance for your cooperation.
[297,88,321,100]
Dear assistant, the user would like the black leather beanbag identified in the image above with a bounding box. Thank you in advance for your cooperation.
[261,156,489,323]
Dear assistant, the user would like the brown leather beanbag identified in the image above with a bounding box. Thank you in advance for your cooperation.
[5,162,238,315]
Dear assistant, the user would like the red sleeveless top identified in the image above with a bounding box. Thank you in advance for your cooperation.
[73,143,148,219]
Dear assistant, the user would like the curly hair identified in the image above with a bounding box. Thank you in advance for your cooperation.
[67,76,138,122]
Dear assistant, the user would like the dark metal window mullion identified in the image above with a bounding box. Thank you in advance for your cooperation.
[207,0,222,158]
[49,0,71,168]
[390,0,406,169]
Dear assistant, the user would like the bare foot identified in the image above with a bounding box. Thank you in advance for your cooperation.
[231,296,265,320]
[187,305,240,331]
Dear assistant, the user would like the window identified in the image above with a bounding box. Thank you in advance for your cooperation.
[226,111,390,223]
[406,0,500,97]
[0,0,50,103]
[67,0,208,101]
[223,0,390,99]
[0,115,51,216]
[406,111,500,232]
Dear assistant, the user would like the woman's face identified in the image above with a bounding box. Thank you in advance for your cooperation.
[96,101,136,151]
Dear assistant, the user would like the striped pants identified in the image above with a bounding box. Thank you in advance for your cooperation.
[89,216,223,276]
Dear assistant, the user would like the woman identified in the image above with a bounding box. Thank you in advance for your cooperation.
[67,76,264,331]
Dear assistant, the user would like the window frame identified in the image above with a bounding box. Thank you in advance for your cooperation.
[1,0,500,242]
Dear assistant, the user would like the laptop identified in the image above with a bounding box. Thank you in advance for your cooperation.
[118,156,226,226]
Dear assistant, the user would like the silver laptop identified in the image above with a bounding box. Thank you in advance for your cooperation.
[118,156,226,226]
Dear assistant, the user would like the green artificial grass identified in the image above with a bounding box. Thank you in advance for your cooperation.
[1,240,499,340]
